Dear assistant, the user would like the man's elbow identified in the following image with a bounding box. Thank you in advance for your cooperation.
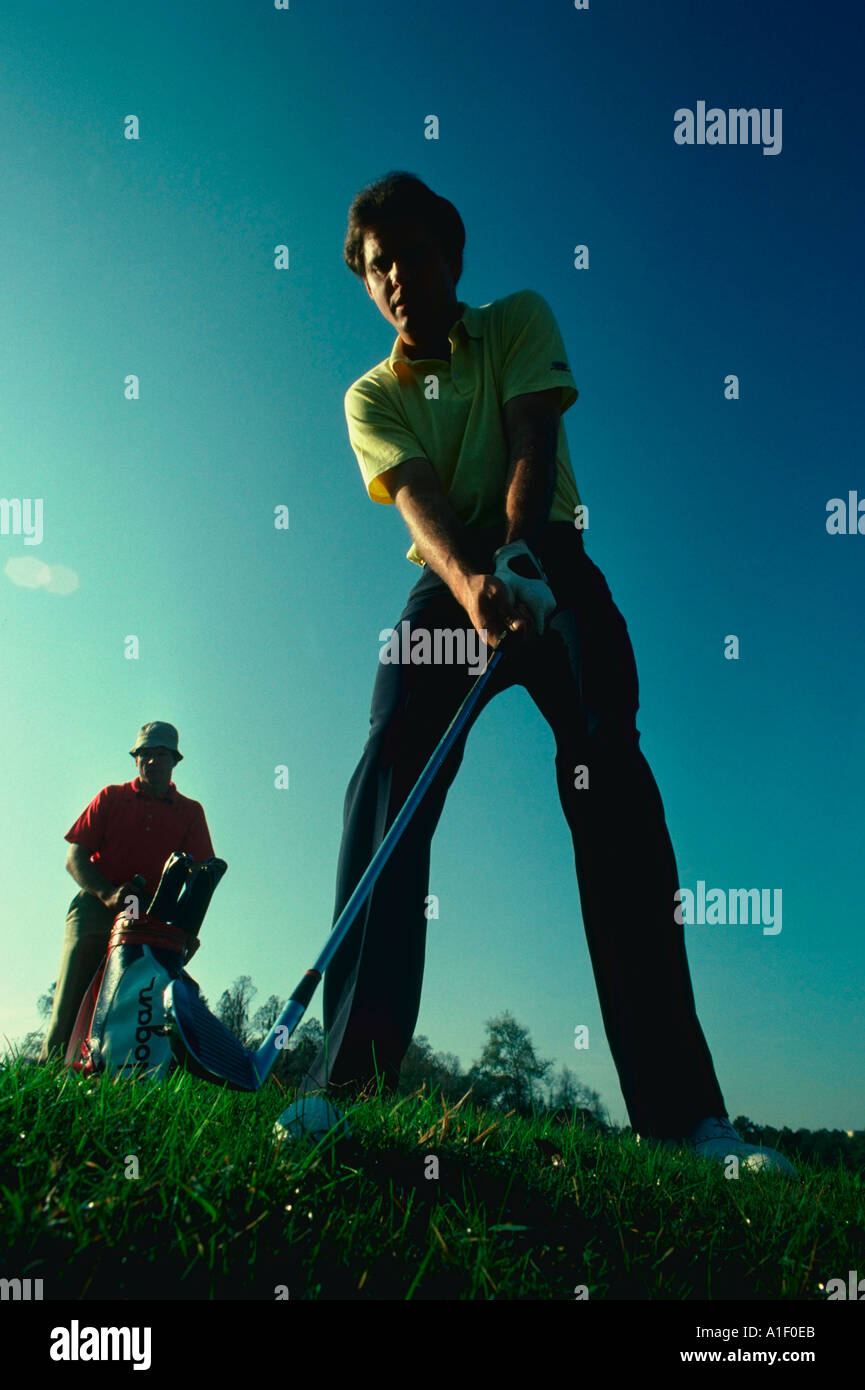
[382,457,439,511]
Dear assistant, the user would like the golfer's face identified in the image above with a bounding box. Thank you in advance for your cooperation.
[136,746,174,796]
[362,218,457,340]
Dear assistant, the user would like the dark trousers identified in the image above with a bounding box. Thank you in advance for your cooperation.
[302,522,727,1139]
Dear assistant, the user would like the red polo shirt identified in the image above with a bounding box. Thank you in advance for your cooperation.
[65,779,215,898]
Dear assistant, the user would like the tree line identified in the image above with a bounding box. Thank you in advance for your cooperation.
[211,974,607,1121]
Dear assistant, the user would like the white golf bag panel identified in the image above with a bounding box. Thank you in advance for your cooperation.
[66,919,190,1079]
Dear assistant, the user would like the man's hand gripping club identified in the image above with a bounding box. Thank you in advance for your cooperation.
[461,540,556,650]
[384,458,556,651]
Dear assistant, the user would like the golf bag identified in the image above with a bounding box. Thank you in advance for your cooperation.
[65,852,227,1079]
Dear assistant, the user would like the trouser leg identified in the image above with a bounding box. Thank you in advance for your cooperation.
[301,522,727,1137]
[39,893,114,1061]
[302,599,504,1096]
[525,532,727,1138]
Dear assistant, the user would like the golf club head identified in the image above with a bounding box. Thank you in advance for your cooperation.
[163,974,261,1090]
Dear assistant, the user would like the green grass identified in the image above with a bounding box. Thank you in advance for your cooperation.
[1,1056,862,1300]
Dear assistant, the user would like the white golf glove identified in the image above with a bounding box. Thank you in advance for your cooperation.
[492,540,556,636]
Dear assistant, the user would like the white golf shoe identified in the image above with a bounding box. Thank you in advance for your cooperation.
[675,1115,797,1175]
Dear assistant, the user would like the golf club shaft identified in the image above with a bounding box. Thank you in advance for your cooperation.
[257,633,510,1072]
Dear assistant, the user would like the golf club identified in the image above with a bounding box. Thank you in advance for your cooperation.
[170,857,228,934]
[146,851,195,921]
[164,627,514,1089]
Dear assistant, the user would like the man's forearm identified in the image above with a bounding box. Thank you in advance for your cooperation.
[66,846,116,904]
[503,457,556,550]
[502,434,558,551]
[395,483,479,606]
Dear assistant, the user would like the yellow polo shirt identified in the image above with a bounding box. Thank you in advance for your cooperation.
[344,288,582,566]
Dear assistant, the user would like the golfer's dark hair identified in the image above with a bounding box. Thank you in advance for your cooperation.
[343,171,465,283]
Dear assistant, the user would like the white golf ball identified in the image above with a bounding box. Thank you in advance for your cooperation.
[273,1096,350,1144]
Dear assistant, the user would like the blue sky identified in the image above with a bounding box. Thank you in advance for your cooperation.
[1,0,862,1131]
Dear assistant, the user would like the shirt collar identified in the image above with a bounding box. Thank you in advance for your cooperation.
[388,301,483,376]
[130,777,176,803]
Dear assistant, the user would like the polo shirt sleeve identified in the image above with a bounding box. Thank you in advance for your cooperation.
[181,801,215,861]
[65,785,113,851]
[498,290,579,413]
[345,378,428,504]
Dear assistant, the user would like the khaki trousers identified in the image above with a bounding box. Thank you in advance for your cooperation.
[40,892,114,1061]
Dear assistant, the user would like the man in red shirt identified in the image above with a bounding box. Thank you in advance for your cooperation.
[40,721,215,1061]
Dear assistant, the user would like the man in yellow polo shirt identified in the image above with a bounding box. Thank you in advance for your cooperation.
[347,283,584,568]
[302,171,793,1174]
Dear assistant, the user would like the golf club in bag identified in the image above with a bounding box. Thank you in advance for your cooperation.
[164,631,513,1089]
[66,852,228,1078]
